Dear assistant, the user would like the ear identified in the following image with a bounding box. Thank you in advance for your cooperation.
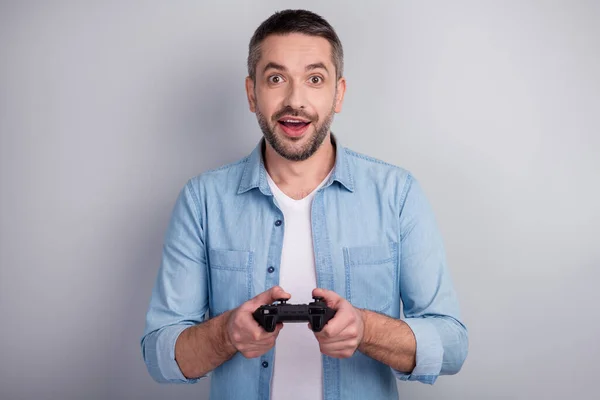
[334,77,347,113]
[245,76,257,113]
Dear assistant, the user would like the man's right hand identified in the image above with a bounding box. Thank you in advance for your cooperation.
[226,285,291,359]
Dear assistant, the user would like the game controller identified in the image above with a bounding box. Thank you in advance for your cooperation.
[253,296,337,332]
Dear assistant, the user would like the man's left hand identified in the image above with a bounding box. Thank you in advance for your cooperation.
[310,288,365,359]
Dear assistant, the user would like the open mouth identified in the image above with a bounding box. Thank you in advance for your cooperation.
[277,117,311,137]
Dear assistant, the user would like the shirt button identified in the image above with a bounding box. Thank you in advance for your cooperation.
[267,266,275,273]
[262,361,269,368]
[274,220,282,226]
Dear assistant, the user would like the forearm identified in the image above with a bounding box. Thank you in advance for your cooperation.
[175,311,237,379]
[357,309,417,373]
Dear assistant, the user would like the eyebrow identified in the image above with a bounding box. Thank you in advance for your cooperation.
[262,62,329,75]
[305,62,329,74]
[263,62,287,74]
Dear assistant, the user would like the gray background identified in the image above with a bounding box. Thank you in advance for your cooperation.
[1,1,599,399]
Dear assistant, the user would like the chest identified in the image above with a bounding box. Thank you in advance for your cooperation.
[203,189,402,319]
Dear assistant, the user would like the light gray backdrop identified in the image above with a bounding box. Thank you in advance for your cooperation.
[1,1,599,399]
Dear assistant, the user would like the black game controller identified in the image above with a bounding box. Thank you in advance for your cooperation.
[253,296,337,332]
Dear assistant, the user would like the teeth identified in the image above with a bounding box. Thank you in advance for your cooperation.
[283,119,306,123]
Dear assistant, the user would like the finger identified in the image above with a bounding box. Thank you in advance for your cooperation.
[308,317,344,339]
[312,288,344,310]
[315,325,357,344]
[268,322,284,339]
[251,326,277,343]
[249,285,291,308]
[242,340,276,356]
[332,322,360,341]
[324,348,357,359]
[315,321,357,344]
[316,306,352,338]
[250,320,284,342]
[320,340,354,353]
[310,324,347,344]
[266,285,291,303]
[254,335,277,348]
[250,331,280,351]
[274,322,284,335]
[315,334,348,346]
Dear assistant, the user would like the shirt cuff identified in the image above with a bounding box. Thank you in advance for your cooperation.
[391,318,443,384]
[145,324,204,383]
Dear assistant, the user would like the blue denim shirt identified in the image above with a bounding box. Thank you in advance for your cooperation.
[141,135,468,400]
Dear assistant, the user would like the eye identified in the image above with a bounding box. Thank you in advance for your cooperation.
[268,75,284,84]
[309,76,323,85]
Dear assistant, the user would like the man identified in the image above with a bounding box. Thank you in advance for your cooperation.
[141,9,468,400]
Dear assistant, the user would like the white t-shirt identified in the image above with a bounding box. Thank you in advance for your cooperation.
[266,169,332,400]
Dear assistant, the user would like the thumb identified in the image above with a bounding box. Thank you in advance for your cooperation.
[312,288,343,310]
[249,285,291,307]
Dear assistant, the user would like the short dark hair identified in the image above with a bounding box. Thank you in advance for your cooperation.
[247,9,344,81]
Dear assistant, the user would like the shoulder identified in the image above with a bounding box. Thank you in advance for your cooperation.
[189,155,250,186]
[343,146,413,185]
[183,154,250,196]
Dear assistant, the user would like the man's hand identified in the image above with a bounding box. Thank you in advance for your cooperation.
[311,288,365,359]
[226,285,291,359]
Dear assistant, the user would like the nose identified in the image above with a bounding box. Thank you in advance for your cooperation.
[283,80,306,109]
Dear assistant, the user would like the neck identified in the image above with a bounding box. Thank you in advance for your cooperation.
[263,133,336,196]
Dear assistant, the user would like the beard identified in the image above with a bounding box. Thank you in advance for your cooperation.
[255,97,336,162]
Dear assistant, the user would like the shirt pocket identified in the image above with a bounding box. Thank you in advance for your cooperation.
[343,242,398,314]
[207,248,254,317]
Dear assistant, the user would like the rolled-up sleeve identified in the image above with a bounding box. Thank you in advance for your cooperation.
[140,179,210,384]
[392,174,469,384]
[142,324,202,383]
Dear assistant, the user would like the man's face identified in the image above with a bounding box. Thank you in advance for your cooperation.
[246,33,346,161]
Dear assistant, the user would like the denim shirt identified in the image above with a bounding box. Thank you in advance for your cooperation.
[141,135,468,400]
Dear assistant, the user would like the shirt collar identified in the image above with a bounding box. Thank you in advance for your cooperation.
[237,133,355,195]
